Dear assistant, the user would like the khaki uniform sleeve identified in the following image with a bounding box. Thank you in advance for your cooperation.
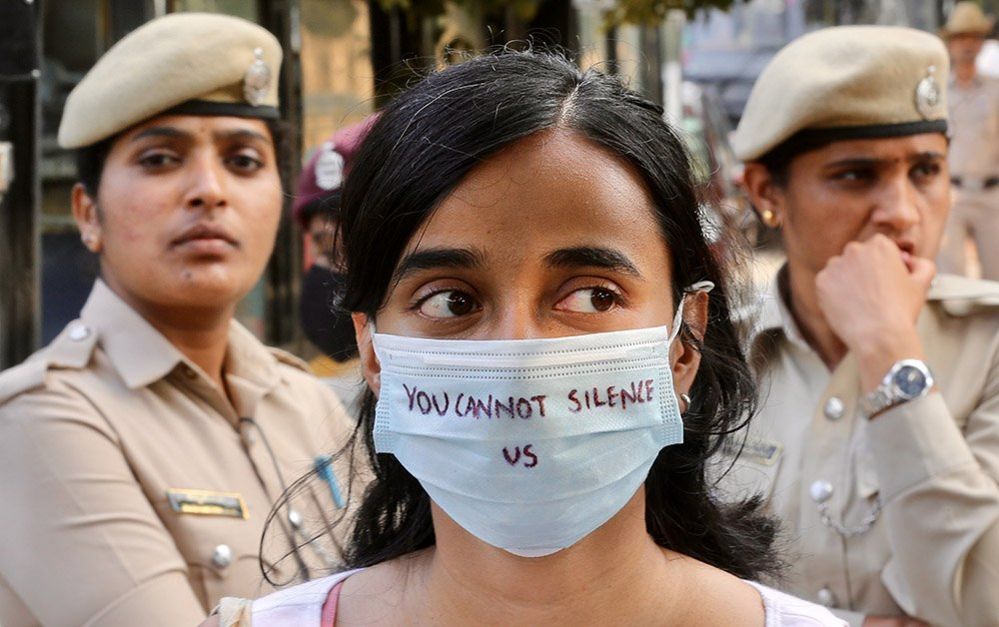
[865,357,999,627]
[0,383,208,627]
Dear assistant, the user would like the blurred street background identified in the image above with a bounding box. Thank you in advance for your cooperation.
[2,0,997,371]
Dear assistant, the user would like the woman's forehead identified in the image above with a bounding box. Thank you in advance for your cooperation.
[396,130,667,271]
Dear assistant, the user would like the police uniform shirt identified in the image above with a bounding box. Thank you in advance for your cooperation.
[718,270,999,626]
[0,280,360,626]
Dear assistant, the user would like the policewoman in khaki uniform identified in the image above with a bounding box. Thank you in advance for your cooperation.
[731,27,999,626]
[0,14,358,627]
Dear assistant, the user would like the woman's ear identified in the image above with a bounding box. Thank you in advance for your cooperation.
[353,313,381,396]
[671,290,709,398]
[71,183,104,253]
[741,162,784,229]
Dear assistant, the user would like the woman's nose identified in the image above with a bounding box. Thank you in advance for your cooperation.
[488,299,547,341]
[183,154,227,210]
[873,175,920,232]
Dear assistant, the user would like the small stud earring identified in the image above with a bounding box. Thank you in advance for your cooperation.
[82,232,100,250]
[761,209,780,229]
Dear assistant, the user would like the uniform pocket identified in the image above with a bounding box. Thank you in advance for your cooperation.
[186,519,271,609]
[150,493,269,609]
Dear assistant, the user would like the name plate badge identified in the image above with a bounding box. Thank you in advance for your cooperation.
[166,488,248,519]
[721,438,783,466]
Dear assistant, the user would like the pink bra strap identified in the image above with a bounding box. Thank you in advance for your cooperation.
[320,580,347,627]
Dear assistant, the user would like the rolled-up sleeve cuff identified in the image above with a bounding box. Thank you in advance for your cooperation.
[866,392,976,502]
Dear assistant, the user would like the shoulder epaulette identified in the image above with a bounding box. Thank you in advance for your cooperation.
[0,320,99,405]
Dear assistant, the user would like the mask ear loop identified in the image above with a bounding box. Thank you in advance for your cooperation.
[671,280,715,413]
[668,281,715,344]
[685,280,715,294]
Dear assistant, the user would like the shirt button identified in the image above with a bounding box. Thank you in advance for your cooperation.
[68,323,91,341]
[823,396,845,421]
[816,586,837,607]
[809,479,834,504]
[211,544,233,569]
[288,508,303,530]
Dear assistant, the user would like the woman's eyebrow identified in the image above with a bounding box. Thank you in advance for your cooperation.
[130,127,188,143]
[213,129,270,143]
[823,151,946,170]
[544,246,642,277]
[392,247,485,282]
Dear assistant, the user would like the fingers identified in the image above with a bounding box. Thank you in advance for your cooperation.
[907,255,936,293]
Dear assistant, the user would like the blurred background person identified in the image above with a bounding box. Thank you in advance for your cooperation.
[936,1,999,280]
[292,117,378,409]
[734,26,999,627]
[0,13,357,627]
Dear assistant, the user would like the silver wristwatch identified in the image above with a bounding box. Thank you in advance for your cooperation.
[861,359,934,418]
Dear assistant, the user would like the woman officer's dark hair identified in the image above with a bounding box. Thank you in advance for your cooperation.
[337,49,780,581]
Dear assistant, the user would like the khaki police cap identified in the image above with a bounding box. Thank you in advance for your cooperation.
[733,26,949,162]
[940,1,995,38]
[58,12,282,149]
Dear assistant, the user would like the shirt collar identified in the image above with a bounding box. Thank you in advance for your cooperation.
[81,279,185,389]
[81,279,281,391]
[223,319,281,394]
[749,264,811,350]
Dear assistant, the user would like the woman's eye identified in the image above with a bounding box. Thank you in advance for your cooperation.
[556,287,619,314]
[833,169,871,182]
[911,162,941,181]
[138,152,180,168]
[228,153,264,172]
[417,290,479,319]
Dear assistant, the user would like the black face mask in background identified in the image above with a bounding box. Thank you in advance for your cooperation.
[299,265,358,363]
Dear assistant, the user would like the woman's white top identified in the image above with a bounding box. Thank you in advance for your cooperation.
[745,581,848,627]
[217,569,847,627]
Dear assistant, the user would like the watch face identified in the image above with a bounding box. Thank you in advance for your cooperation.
[894,365,928,399]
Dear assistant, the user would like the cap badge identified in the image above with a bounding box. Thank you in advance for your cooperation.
[915,65,941,120]
[243,47,271,107]
[314,141,345,191]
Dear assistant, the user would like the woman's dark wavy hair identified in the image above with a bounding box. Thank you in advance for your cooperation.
[337,49,779,581]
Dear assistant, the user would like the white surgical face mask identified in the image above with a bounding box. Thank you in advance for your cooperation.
[371,282,712,557]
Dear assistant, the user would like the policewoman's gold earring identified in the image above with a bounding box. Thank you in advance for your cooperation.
[82,232,102,252]
[761,209,780,229]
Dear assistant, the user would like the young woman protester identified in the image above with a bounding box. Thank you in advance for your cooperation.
[207,50,845,626]
[0,14,357,626]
